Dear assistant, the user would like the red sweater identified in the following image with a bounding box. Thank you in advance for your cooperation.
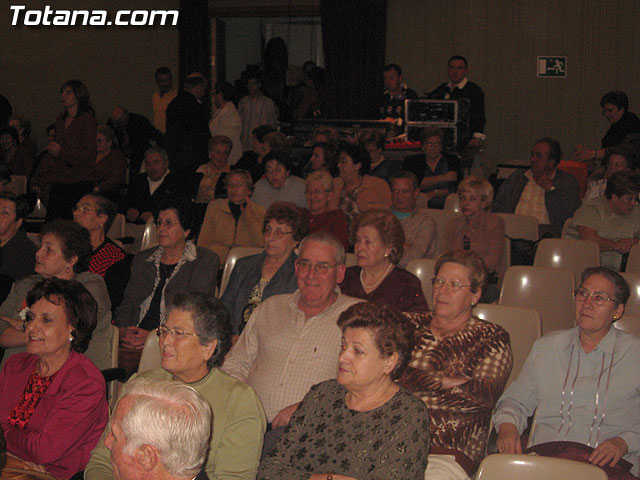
[306,208,350,249]
[0,351,108,478]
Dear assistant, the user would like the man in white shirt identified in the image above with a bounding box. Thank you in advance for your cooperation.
[222,232,361,428]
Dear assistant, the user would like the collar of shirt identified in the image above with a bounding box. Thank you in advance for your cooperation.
[147,170,169,192]
[524,168,557,182]
[448,77,469,90]
[570,324,619,355]
[290,287,344,319]
[393,210,412,220]
[384,83,410,99]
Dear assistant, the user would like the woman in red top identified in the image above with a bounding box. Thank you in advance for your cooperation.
[0,278,108,478]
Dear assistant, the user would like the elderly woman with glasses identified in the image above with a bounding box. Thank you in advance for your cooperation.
[87,291,266,480]
[221,201,307,334]
[399,250,512,479]
[115,197,219,376]
[198,169,266,266]
[495,267,640,477]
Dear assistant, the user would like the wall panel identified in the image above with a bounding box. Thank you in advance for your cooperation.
[387,0,640,171]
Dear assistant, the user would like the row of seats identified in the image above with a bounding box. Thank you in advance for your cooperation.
[408,258,639,333]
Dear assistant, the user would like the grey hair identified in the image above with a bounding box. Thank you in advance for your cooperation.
[166,292,232,368]
[298,231,345,265]
[119,378,212,478]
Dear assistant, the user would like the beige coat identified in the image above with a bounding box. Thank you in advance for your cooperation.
[197,199,266,265]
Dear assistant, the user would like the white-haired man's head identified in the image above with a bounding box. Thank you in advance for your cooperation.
[105,378,212,480]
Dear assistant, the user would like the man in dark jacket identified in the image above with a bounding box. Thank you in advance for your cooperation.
[492,137,580,237]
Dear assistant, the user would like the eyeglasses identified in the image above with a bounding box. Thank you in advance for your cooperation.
[155,219,179,228]
[575,288,617,306]
[305,189,331,195]
[431,277,471,292]
[296,259,338,274]
[264,225,293,239]
[73,204,97,214]
[156,326,200,339]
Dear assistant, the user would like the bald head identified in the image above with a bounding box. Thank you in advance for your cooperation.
[109,107,129,129]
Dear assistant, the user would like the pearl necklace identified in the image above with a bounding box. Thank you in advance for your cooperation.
[360,262,394,291]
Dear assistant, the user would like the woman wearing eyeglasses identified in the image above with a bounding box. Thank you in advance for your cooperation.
[401,125,462,209]
[198,169,266,265]
[495,267,640,478]
[115,197,219,376]
[87,291,266,480]
[221,202,307,335]
[399,250,512,479]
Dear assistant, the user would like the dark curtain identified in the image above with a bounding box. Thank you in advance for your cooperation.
[178,0,211,86]
[320,0,387,119]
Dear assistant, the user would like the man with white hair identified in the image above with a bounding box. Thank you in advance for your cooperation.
[104,378,211,480]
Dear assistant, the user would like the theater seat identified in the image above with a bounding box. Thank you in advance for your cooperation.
[475,453,607,480]
[218,246,264,298]
[499,266,575,334]
[406,258,437,302]
[137,331,161,373]
[533,238,600,284]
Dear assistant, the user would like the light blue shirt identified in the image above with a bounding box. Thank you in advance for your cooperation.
[251,175,307,209]
[493,326,640,475]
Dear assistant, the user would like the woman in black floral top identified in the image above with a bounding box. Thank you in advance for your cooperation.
[258,302,430,480]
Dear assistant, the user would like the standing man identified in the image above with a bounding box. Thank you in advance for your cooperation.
[377,64,418,135]
[429,55,486,151]
[238,72,279,151]
[493,137,580,237]
[165,72,210,181]
[152,66,177,135]
[390,171,437,268]
[210,82,242,165]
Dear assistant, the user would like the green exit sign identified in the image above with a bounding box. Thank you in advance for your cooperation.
[537,56,566,77]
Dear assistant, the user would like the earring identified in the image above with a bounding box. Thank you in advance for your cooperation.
[613,315,618,320]
[65,267,71,273]
[69,334,74,342]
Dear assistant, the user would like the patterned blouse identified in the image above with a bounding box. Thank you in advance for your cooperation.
[8,369,54,429]
[258,379,430,480]
[399,313,513,473]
